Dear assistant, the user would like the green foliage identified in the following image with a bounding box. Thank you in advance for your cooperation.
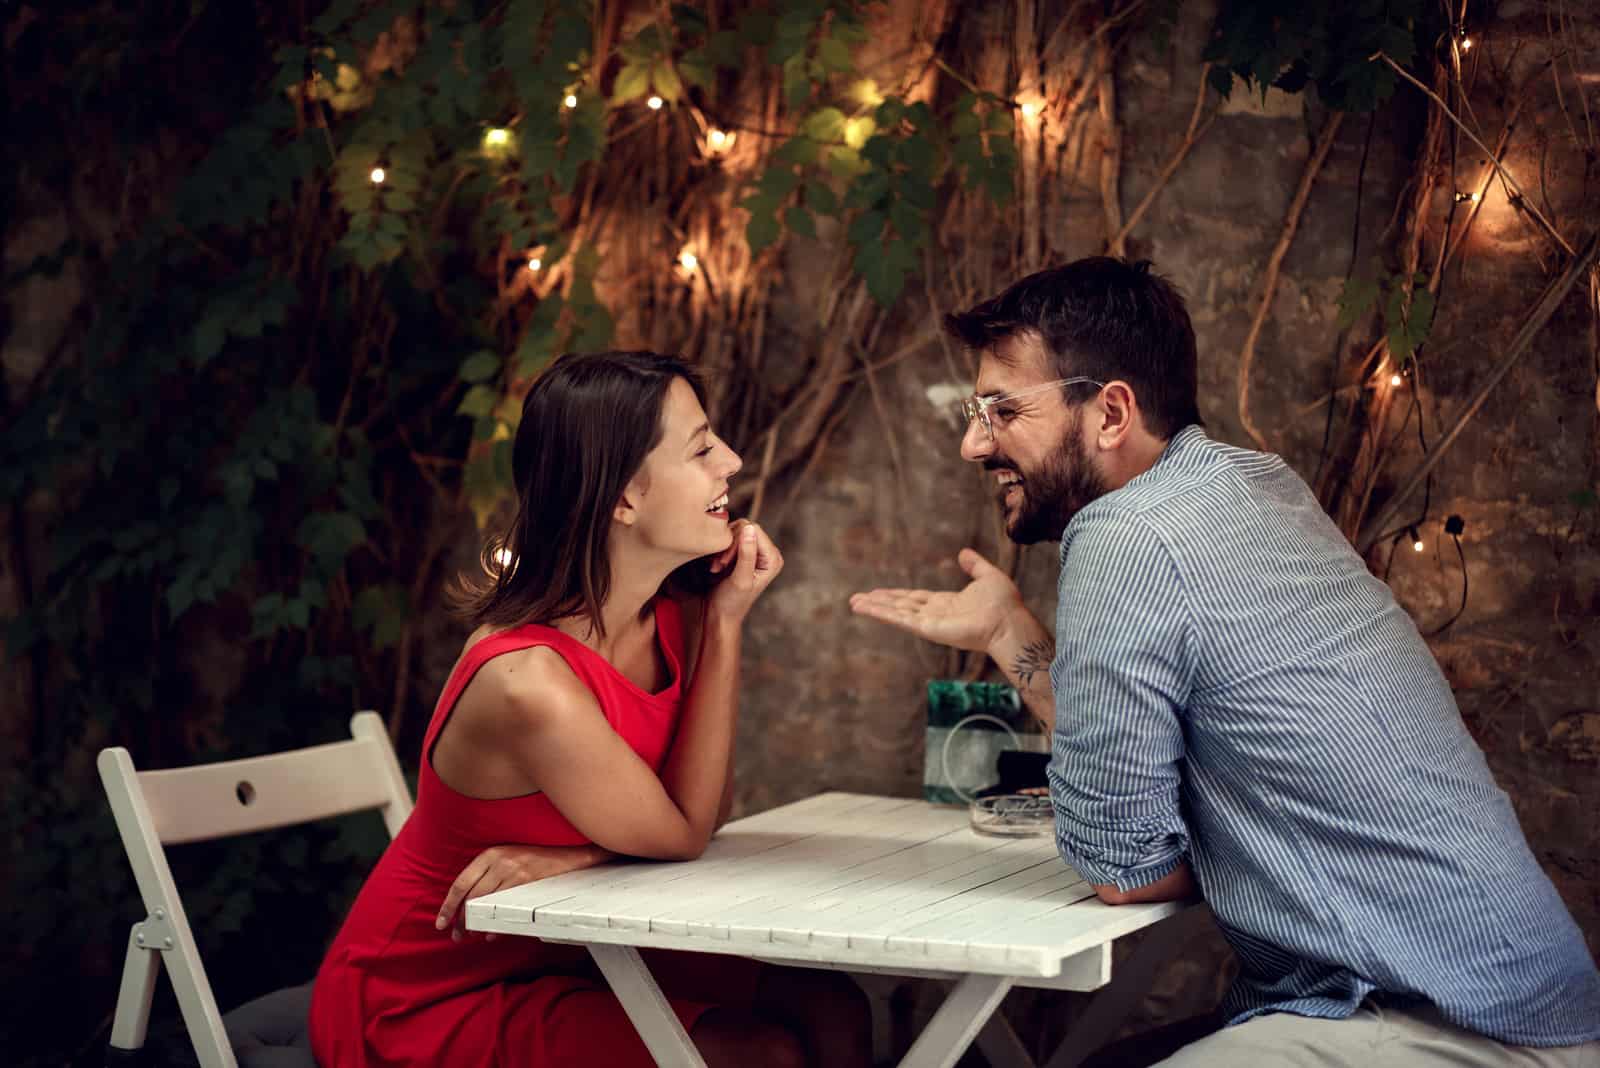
[1337,267,1436,364]
[0,3,1079,1056]
[1205,0,1443,112]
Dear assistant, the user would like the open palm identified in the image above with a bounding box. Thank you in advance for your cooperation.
[849,549,1022,653]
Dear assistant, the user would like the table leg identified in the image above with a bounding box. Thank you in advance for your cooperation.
[587,943,707,1068]
[1042,907,1210,1068]
[898,973,1015,1068]
[977,1006,1038,1068]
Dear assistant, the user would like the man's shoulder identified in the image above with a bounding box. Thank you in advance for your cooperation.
[1093,430,1281,529]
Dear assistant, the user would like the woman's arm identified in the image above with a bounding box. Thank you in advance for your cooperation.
[677,594,738,830]
[506,523,781,860]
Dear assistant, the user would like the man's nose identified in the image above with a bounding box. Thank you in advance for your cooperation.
[959,418,990,462]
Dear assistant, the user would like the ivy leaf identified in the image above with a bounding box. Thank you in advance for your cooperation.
[782,54,811,108]
[842,116,876,149]
[817,36,852,73]
[352,583,407,651]
[784,205,817,239]
[746,211,782,255]
[806,181,839,215]
[1337,275,1379,330]
[459,350,501,383]
[457,384,498,418]
[652,58,684,103]
[774,136,821,166]
[801,107,846,143]
[296,511,367,571]
[756,166,801,199]
[612,62,651,104]
[825,145,869,180]
[847,209,885,246]
[678,52,713,90]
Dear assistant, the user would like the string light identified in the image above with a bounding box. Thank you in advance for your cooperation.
[527,256,542,272]
[491,547,514,570]
[1019,100,1043,120]
[1390,372,1404,387]
[706,128,734,153]
[1410,527,1425,553]
[647,95,664,110]
[1454,190,1481,204]
[563,93,578,109]
[483,127,510,148]
[369,167,386,184]
[1460,36,1473,52]
[678,249,699,271]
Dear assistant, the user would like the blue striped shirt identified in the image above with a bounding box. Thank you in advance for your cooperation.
[1046,425,1600,1046]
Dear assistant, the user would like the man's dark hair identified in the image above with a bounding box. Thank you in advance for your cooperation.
[943,257,1201,438]
[452,350,705,637]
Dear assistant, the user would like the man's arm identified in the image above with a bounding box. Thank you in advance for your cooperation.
[1049,508,1198,906]
[988,606,1056,730]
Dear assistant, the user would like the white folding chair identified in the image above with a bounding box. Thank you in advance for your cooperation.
[98,710,413,1068]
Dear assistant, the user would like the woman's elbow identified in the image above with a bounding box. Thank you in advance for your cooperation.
[642,825,712,862]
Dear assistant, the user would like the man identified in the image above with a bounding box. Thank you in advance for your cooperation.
[850,258,1600,1066]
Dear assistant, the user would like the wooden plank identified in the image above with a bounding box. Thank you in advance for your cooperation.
[475,791,877,927]
[530,795,926,936]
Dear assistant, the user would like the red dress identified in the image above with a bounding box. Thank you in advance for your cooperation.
[310,597,758,1067]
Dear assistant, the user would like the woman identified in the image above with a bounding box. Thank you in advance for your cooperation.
[310,351,871,1067]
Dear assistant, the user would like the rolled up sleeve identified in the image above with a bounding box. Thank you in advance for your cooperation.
[1047,506,1196,893]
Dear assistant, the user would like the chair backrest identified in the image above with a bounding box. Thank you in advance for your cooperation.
[99,710,413,1068]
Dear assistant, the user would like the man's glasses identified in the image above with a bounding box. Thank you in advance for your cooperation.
[958,377,1106,443]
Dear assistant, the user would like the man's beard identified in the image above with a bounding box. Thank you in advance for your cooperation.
[987,409,1109,545]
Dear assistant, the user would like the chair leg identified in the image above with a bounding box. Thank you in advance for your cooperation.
[109,924,161,1056]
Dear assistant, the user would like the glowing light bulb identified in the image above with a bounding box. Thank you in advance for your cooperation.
[707,128,730,150]
[1390,373,1404,387]
[492,547,514,570]
[1412,538,1425,553]
[1460,36,1473,52]
[527,256,541,271]
[369,167,386,184]
[563,93,578,109]
[1020,100,1042,120]
[484,127,510,147]
[678,250,698,271]
[647,95,664,110]
[1454,190,1481,204]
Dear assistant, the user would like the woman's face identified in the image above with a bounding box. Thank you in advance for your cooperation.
[624,377,743,558]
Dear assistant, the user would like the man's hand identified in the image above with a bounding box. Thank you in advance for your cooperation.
[436,843,611,942]
[849,548,1024,654]
[851,547,1057,729]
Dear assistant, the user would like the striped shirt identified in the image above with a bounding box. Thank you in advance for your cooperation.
[1046,425,1600,1046]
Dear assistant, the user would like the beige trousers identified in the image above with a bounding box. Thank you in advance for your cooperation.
[1154,1004,1599,1068]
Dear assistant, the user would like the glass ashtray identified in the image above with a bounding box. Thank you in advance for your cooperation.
[969,793,1053,837]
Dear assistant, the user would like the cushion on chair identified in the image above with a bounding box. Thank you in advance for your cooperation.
[221,982,319,1068]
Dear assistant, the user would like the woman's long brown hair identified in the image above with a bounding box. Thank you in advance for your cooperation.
[452,351,708,637]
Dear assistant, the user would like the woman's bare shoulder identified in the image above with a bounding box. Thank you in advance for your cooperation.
[465,640,598,729]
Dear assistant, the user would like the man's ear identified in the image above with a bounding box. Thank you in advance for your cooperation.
[1095,382,1139,449]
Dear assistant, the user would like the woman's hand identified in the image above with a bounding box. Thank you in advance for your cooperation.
[705,519,783,625]
[435,843,610,941]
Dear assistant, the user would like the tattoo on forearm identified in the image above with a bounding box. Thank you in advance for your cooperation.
[1011,638,1054,691]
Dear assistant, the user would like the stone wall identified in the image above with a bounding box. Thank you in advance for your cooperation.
[706,0,1600,1036]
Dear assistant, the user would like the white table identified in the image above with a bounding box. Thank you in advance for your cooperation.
[467,792,1195,1068]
